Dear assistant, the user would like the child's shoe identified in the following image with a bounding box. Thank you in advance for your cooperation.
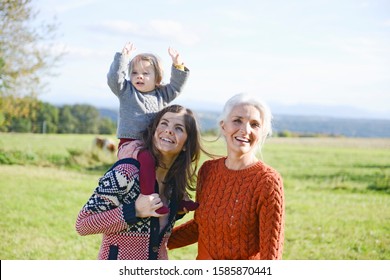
[179,200,199,212]
[155,205,170,215]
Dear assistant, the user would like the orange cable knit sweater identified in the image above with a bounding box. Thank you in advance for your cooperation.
[168,157,285,259]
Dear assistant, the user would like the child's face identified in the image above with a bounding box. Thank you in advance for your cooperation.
[130,60,157,93]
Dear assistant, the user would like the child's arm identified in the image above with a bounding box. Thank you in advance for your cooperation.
[168,47,185,71]
[107,42,136,96]
[156,47,189,104]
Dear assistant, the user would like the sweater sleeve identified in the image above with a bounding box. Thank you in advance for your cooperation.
[75,164,139,236]
[107,52,130,97]
[167,219,199,249]
[158,65,190,104]
[258,172,285,259]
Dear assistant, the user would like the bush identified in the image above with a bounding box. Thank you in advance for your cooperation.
[368,169,390,193]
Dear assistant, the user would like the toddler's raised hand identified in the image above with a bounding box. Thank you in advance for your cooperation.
[122,42,136,56]
[168,47,183,66]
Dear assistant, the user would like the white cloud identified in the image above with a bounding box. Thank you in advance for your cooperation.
[53,0,97,13]
[218,9,254,22]
[96,20,139,35]
[337,37,388,61]
[64,45,108,58]
[91,19,200,46]
[149,19,200,45]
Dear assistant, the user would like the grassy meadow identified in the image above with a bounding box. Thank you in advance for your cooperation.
[0,133,389,260]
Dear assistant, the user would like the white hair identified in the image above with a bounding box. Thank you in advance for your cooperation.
[218,93,273,149]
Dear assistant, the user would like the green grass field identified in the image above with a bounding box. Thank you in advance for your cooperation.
[0,133,389,259]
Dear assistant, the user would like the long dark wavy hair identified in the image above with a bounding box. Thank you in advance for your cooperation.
[142,104,202,203]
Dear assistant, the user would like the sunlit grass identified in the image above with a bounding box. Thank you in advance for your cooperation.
[0,133,389,259]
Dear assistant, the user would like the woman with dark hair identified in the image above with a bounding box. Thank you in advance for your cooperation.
[75,104,202,260]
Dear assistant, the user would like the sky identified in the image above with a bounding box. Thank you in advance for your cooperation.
[33,0,390,119]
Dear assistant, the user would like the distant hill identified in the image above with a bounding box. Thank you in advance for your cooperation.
[272,115,390,138]
[99,108,390,138]
[178,99,390,120]
[99,108,118,125]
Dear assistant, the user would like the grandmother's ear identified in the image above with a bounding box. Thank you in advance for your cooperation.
[220,121,225,130]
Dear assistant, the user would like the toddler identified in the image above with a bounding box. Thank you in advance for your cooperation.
[107,42,198,214]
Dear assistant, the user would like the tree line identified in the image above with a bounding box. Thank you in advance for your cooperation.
[0,96,116,134]
[0,1,117,134]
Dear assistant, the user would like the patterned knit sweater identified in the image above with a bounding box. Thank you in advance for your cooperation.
[75,158,181,260]
[168,157,285,260]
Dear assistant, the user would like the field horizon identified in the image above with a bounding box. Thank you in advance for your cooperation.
[99,107,390,138]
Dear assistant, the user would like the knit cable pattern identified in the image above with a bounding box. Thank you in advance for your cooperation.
[169,157,285,260]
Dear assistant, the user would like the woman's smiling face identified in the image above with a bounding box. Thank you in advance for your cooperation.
[220,104,262,156]
[154,111,188,158]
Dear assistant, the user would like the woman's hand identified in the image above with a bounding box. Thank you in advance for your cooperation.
[135,193,166,218]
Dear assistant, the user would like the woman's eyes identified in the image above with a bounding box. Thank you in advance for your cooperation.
[159,122,184,132]
[233,119,260,128]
